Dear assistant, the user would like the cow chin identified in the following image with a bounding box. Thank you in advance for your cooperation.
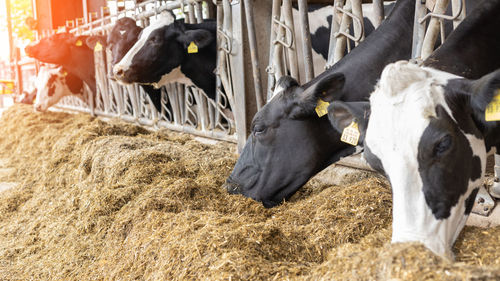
[390,177,479,260]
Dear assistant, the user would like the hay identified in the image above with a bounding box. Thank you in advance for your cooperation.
[0,104,498,280]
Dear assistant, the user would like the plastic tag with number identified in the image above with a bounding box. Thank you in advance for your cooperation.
[341,121,360,146]
[315,99,330,117]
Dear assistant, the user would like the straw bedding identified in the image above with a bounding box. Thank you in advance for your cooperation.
[0,104,498,280]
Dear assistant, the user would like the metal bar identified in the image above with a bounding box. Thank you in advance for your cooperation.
[350,0,364,46]
[326,0,344,69]
[372,0,384,28]
[411,0,427,59]
[297,0,314,82]
[421,0,450,59]
[243,0,264,110]
[451,0,465,29]
[334,0,352,63]
[282,0,299,80]
[266,0,281,100]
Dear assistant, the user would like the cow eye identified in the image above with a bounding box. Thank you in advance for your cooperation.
[253,124,267,136]
[149,36,161,45]
[433,135,452,157]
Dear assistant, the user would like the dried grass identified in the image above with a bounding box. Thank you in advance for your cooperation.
[0,104,498,280]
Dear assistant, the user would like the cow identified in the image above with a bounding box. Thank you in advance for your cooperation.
[223,0,416,207]
[33,65,84,112]
[327,0,500,259]
[86,15,177,113]
[25,33,96,95]
[112,16,217,100]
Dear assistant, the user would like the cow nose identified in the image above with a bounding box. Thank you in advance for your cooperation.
[34,104,43,112]
[223,180,242,194]
[113,64,128,79]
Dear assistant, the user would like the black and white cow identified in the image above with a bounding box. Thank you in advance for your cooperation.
[86,15,176,113]
[365,62,499,259]
[112,16,217,99]
[33,65,84,112]
[224,0,416,207]
[25,33,96,95]
[328,0,500,259]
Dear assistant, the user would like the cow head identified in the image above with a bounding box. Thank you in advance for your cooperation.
[33,66,84,112]
[25,33,88,64]
[224,72,360,207]
[351,61,500,259]
[106,17,142,66]
[112,14,214,87]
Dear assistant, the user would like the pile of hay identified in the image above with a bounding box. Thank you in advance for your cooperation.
[0,104,498,280]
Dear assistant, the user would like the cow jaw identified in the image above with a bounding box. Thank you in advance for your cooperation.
[365,62,486,259]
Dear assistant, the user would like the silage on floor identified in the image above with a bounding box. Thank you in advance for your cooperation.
[0,104,498,280]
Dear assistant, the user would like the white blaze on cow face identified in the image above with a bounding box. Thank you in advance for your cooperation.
[113,12,175,78]
[34,66,74,112]
[364,61,487,259]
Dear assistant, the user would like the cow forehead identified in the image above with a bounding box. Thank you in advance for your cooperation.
[366,64,462,168]
[137,13,175,41]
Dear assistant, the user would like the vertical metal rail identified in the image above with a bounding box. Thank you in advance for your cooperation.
[421,0,450,59]
[334,1,352,63]
[350,0,364,46]
[243,0,264,110]
[297,0,314,82]
[266,0,281,100]
[372,0,384,28]
[411,0,428,59]
[281,0,299,80]
[326,0,344,69]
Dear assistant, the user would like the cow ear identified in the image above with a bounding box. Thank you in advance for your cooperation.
[301,72,345,103]
[328,101,370,143]
[85,35,107,50]
[65,34,90,49]
[290,72,345,118]
[470,69,500,119]
[177,29,214,50]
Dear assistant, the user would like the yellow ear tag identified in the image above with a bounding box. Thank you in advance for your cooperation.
[62,71,68,77]
[75,40,83,47]
[94,42,103,52]
[341,121,360,146]
[187,41,198,54]
[315,98,330,117]
[485,89,500,121]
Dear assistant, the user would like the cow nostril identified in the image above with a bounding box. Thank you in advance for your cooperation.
[223,181,241,194]
[116,69,124,77]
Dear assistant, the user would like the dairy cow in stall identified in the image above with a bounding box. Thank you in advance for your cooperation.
[327,0,500,259]
[223,0,416,207]
[25,33,96,99]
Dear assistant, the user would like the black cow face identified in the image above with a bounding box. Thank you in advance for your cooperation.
[224,72,359,207]
[25,33,86,64]
[113,18,213,86]
[107,17,142,65]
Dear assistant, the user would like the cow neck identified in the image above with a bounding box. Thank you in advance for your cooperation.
[309,0,415,102]
[424,0,500,79]
[62,45,96,94]
[180,24,217,99]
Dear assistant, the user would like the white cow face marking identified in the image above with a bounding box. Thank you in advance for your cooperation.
[364,61,487,259]
[34,66,82,112]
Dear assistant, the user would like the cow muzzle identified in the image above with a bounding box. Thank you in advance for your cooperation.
[223,179,242,194]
